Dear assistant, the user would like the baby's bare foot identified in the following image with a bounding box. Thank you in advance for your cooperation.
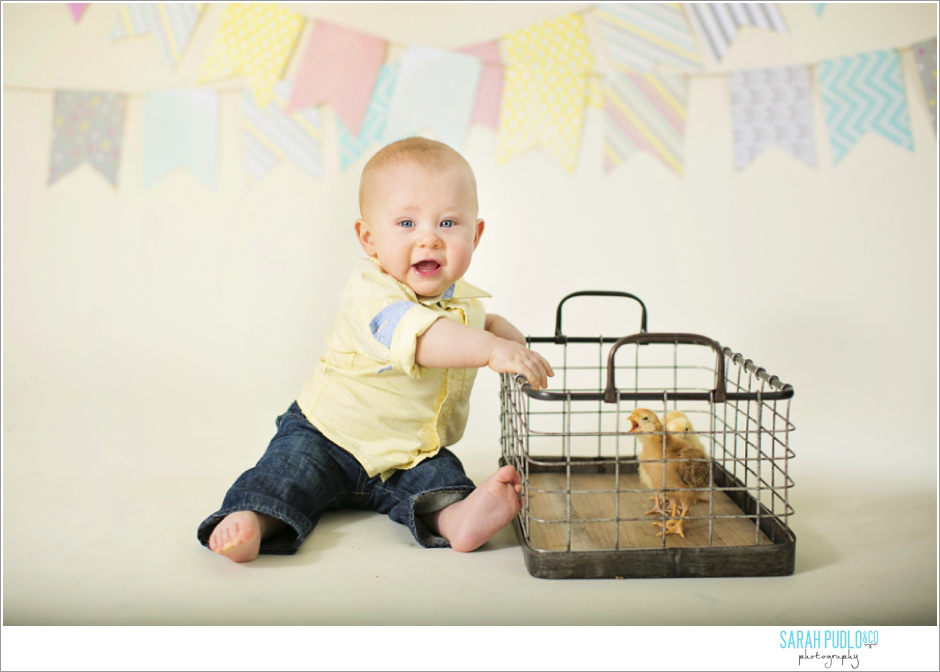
[434,464,523,553]
[208,511,274,563]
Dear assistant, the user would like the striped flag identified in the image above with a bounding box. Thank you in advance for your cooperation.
[683,3,787,64]
[241,81,324,185]
[816,49,913,164]
[603,71,687,175]
[593,3,703,72]
[109,4,206,68]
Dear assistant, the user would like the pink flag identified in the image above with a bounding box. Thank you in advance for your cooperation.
[285,20,387,136]
[67,3,88,23]
[458,41,503,130]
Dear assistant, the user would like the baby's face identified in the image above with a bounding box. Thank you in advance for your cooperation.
[356,159,483,299]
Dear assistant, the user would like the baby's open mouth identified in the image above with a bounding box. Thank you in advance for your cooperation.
[412,260,442,276]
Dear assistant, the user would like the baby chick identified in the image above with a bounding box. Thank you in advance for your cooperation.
[629,408,711,538]
[664,410,706,454]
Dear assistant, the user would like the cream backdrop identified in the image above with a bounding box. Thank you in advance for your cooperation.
[1,0,938,655]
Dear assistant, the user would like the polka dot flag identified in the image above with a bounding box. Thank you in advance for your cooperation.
[496,13,595,174]
[49,90,126,186]
[199,3,304,107]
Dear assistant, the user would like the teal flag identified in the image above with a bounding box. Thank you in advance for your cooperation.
[817,49,913,163]
[382,45,482,151]
[141,90,218,188]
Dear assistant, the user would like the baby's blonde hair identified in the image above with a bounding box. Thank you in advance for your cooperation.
[358,137,478,215]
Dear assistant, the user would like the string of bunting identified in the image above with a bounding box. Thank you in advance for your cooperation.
[8,2,939,187]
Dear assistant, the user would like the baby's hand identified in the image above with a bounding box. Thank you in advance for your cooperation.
[487,339,554,390]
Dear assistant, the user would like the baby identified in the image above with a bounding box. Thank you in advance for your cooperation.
[197,136,553,562]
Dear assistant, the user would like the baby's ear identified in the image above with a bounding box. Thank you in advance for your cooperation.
[473,219,485,249]
[355,219,376,256]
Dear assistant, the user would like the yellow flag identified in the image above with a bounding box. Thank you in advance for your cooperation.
[496,13,595,174]
[199,4,304,106]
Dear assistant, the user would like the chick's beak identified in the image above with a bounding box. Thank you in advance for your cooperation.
[629,419,639,432]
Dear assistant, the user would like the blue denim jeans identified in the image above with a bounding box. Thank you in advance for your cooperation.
[197,401,476,554]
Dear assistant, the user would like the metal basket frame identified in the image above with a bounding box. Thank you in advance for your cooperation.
[499,291,796,579]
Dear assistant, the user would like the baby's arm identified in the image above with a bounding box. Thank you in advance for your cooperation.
[484,313,526,345]
[415,316,553,389]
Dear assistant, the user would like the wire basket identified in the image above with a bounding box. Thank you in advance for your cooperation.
[499,291,796,579]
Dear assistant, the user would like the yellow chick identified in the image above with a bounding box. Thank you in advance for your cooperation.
[664,410,706,454]
[629,408,711,538]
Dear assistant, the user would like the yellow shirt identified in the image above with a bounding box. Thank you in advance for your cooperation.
[298,257,491,481]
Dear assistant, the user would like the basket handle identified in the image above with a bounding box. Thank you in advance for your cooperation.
[554,291,648,343]
[603,332,727,404]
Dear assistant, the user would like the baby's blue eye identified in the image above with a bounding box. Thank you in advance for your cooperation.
[440,220,455,228]
[399,220,414,228]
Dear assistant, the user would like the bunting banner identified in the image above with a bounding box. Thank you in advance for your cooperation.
[199,3,304,107]
[242,80,324,184]
[49,90,126,186]
[44,3,940,185]
[457,41,504,131]
[284,20,387,137]
[729,65,816,169]
[603,71,687,175]
[912,37,937,135]
[684,3,787,64]
[382,45,482,151]
[496,13,595,174]
[817,49,913,163]
[109,4,206,68]
[593,3,703,72]
[68,4,88,23]
[338,63,399,171]
[141,90,218,188]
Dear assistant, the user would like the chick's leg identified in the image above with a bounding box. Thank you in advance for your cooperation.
[652,500,686,538]
[645,494,665,515]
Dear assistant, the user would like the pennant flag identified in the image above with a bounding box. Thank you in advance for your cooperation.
[912,37,937,135]
[284,20,387,136]
[199,3,304,107]
[457,41,504,130]
[603,72,687,175]
[68,4,88,23]
[588,75,605,109]
[729,66,816,169]
[496,13,595,174]
[49,90,126,186]
[241,80,324,184]
[382,45,482,151]
[109,4,206,68]
[338,63,398,172]
[683,3,787,64]
[817,49,913,163]
[593,3,703,72]
[814,4,826,16]
[141,90,218,188]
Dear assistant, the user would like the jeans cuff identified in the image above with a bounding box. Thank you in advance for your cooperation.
[196,489,313,555]
[409,486,475,549]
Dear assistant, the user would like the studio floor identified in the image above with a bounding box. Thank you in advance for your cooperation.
[2,389,936,630]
